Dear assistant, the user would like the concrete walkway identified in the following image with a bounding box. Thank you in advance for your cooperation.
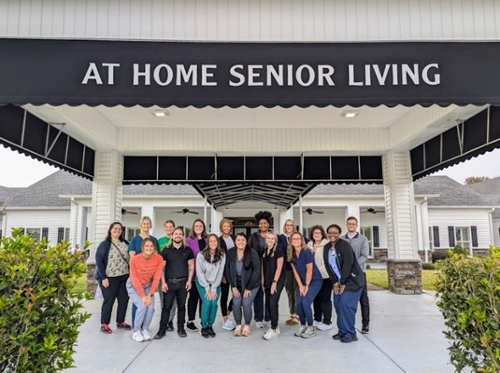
[69,290,454,373]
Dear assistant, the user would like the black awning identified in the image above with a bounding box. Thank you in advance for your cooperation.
[0,104,94,179]
[2,39,500,108]
[411,106,500,180]
[123,155,383,209]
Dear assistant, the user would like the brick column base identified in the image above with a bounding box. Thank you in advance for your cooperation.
[387,259,422,295]
[86,263,98,294]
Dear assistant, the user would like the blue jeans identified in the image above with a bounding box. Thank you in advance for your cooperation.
[296,280,322,326]
[333,287,363,339]
[126,279,155,332]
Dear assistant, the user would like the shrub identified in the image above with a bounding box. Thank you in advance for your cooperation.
[365,263,371,270]
[0,228,91,373]
[435,246,500,372]
[422,262,435,270]
[432,250,449,263]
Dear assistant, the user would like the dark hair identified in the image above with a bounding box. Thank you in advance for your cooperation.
[189,219,208,239]
[262,231,278,258]
[141,237,155,251]
[309,225,327,242]
[235,232,253,269]
[168,227,185,247]
[105,222,125,242]
[202,234,224,264]
[326,224,342,235]
[255,211,272,225]
[346,216,358,224]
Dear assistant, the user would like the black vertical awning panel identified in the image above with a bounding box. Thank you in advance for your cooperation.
[489,106,500,141]
[463,110,488,152]
[247,157,272,180]
[188,157,215,180]
[410,145,424,176]
[217,157,244,180]
[360,156,383,180]
[424,136,441,168]
[332,156,358,180]
[274,157,301,180]
[304,157,330,179]
[159,156,186,180]
[441,126,461,160]
[0,104,94,179]
[124,156,157,180]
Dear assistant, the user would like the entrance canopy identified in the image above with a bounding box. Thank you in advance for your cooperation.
[1,39,500,208]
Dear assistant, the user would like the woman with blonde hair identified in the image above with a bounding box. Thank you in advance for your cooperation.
[278,219,299,325]
[261,231,286,340]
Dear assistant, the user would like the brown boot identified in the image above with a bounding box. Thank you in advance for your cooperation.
[234,325,242,337]
[242,325,252,337]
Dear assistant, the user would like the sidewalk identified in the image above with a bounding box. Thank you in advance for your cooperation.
[69,290,454,373]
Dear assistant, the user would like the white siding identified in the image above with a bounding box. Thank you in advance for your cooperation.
[428,208,493,249]
[493,218,500,246]
[4,209,70,244]
[1,0,500,41]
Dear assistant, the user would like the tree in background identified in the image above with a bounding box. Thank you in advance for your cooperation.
[464,176,490,185]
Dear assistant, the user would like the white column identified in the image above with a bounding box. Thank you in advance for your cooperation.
[420,199,430,263]
[382,151,418,260]
[345,205,361,228]
[279,208,294,234]
[69,198,79,252]
[89,150,123,263]
[211,207,223,235]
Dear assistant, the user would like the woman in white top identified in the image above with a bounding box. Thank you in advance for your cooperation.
[306,225,333,331]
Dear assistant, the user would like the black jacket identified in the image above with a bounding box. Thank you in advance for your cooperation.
[219,234,235,253]
[323,239,364,292]
[224,248,261,291]
[248,231,265,257]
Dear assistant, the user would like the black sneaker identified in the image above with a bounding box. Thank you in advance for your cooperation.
[178,328,187,338]
[167,322,174,332]
[340,336,358,343]
[361,325,370,334]
[200,327,209,338]
[186,322,199,332]
[332,333,344,340]
[154,330,166,340]
[207,326,216,338]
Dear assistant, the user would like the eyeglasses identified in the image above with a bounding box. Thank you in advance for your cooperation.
[327,232,340,236]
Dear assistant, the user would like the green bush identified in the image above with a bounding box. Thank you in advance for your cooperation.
[435,246,500,372]
[422,262,435,270]
[0,228,91,373]
[365,263,371,270]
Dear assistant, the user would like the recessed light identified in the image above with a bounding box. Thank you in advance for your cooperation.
[152,110,170,117]
[341,110,360,118]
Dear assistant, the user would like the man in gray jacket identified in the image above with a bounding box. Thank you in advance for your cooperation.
[342,216,370,334]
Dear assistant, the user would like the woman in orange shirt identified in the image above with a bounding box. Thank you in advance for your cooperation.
[126,237,163,342]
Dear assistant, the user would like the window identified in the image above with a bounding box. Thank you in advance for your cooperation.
[360,227,374,257]
[455,227,471,249]
[428,226,433,250]
[126,228,140,240]
[26,228,41,241]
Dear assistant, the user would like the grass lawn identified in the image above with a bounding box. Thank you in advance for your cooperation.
[366,269,438,291]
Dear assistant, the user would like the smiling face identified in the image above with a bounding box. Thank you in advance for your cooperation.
[290,233,303,250]
[327,227,341,244]
[235,235,247,250]
[142,240,155,258]
[346,219,358,234]
[172,228,184,244]
[110,223,122,240]
[164,222,175,236]
[312,229,323,243]
[259,219,270,233]
[208,235,218,251]
[284,220,295,235]
[193,221,205,236]
[265,232,276,248]
[140,218,151,234]
[221,222,232,236]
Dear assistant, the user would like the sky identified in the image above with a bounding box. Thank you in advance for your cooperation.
[0,145,499,187]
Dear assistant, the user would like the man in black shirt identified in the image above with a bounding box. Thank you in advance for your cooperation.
[154,227,194,339]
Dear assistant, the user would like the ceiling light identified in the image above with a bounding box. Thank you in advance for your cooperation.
[341,110,360,118]
[152,110,170,117]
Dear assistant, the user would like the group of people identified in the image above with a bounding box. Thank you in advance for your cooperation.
[95,211,370,343]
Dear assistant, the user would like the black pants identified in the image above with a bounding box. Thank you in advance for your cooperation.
[360,275,370,327]
[313,278,333,325]
[187,280,202,321]
[99,274,129,325]
[220,281,233,317]
[159,278,188,331]
[264,278,285,329]
[253,286,270,322]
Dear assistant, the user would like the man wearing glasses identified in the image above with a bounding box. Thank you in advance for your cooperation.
[342,217,370,334]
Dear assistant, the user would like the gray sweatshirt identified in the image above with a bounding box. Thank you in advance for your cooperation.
[342,232,369,272]
[196,253,226,291]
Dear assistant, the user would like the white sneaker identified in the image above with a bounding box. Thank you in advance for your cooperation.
[142,329,152,341]
[222,319,235,331]
[263,328,279,340]
[317,323,333,331]
[275,326,281,335]
[313,320,323,327]
[132,331,144,342]
[255,321,264,328]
